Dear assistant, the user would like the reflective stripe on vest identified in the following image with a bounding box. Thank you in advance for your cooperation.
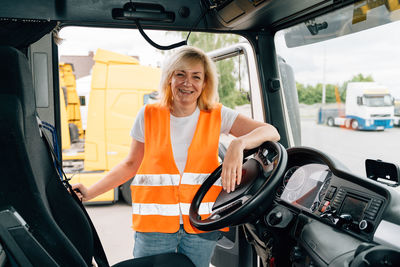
[131,103,226,233]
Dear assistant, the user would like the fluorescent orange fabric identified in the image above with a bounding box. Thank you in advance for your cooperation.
[131,103,227,233]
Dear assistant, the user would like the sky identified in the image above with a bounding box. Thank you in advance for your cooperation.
[58,20,400,99]
[58,27,184,67]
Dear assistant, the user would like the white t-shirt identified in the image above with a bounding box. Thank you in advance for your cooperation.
[130,105,239,174]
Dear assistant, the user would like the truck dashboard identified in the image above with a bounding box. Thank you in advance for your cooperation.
[242,146,400,266]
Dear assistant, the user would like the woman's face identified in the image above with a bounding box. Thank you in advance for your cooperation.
[169,60,205,108]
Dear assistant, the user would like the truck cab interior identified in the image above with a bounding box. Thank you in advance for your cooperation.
[1,0,400,266]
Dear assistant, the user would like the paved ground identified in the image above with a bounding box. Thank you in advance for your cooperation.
[86,202,133,265]
[301,119,400,177]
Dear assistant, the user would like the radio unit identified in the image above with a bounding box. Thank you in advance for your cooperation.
[319,187,385,237]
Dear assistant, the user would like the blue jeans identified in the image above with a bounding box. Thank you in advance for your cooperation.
[133,225,221,267]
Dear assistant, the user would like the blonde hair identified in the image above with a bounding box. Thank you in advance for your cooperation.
[159,46,219,111]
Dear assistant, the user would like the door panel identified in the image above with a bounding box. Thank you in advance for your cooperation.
[29,33,56,127]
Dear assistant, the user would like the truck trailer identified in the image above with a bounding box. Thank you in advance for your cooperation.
[63,48,161,204]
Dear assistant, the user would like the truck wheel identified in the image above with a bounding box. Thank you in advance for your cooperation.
[351,120,359,130]
[327,117,334,127]
[120,177,133,204]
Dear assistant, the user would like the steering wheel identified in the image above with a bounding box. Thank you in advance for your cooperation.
[189,141,287,231]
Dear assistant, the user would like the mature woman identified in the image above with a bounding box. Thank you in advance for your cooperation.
[73,46,280,267]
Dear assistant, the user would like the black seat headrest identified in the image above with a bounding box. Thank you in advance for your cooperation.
[0,46,36,118]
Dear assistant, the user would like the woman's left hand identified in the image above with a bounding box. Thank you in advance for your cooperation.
[221,139,245,193]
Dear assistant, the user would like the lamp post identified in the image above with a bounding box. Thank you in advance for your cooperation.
[322,45,326,104]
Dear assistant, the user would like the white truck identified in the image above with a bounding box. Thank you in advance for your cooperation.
[318,82,394,130]
[394,99,400,127]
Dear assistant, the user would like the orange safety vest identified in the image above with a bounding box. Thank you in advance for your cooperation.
[131,103,226,233]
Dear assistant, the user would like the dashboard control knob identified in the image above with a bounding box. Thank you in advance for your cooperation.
[337,213,353,227]
[310,201,320,212]
[320,209,337,224]
[358,220,373,232]
[359,220,368,230]
[268,211,283,226]
[265,206,293,228]
[290,246,304,262]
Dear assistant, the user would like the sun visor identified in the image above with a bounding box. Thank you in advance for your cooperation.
[0,20,57,50]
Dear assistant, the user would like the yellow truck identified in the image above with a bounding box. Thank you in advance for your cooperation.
[59,63,86,163]
[59,62,84,141]
[62,48,161,204]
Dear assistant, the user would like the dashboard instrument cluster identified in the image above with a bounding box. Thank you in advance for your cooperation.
[276,162,386,240]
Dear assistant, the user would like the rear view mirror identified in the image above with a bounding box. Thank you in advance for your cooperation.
[366,159,399,185]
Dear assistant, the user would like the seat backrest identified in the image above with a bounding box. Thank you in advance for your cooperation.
[0,45,96,266]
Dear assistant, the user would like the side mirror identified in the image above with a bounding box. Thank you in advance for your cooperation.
[366,159,399,185]
[357,96,363,105]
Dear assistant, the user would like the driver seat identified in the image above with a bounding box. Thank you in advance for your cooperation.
[0,45,194,267]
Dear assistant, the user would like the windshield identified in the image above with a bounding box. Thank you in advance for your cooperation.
[275,1,400,177]
[363,94,393,107]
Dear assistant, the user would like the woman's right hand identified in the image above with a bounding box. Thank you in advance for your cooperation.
[71,183,90,201]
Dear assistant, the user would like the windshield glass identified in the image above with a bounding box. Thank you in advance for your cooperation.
[363,94,393,107]
[275,2,400,177]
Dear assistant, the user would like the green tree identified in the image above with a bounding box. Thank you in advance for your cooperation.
[297,83,323,104]
[325,84,337,103]
[296,73,374,104]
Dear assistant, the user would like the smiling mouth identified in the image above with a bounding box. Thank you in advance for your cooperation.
[178,88,194,94]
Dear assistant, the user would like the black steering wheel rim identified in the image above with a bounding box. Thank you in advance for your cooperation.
[189,141,287,231]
